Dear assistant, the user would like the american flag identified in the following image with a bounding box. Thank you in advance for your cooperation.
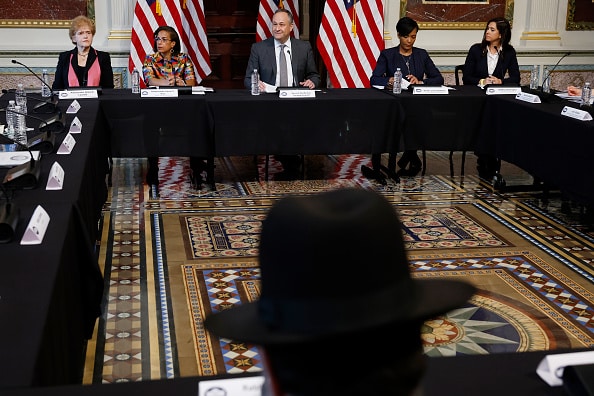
[317,0,384,88]
[129,0,211,87]
[256,0,300,42]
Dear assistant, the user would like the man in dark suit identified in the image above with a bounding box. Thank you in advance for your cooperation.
[244,8,320,179]
[244,8,320,91]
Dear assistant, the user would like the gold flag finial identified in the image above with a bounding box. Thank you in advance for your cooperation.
[183,0,187,9]
[156,0,162,15]
[279,0,284,9]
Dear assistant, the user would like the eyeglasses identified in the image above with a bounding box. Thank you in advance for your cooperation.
[154,36,171,43]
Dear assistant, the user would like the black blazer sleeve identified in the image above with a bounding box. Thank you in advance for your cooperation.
[52,50,73,90]
[97,50,115,88]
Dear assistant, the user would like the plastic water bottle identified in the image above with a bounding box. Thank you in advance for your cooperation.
[5,100,16,139]
[131,68,141,94]
[542,66,551,93]
[251,69,260,96]
[15,83,27,115]
[393,68,402,94]
[529,65,539,90]
[41,69,51,97]
[582,82,592,106]
[13,105,27,146]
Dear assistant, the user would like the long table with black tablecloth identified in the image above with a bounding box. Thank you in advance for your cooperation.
[0,94,106,389]
[205,88,400,157]
[477,93,594,205]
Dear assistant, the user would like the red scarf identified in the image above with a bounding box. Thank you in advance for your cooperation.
[68,49,101,87]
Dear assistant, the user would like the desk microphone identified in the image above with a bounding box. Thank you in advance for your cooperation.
[11,59,58,112]
[0,183,19,243]
[1,88,58,114]
[541,52,571,91]
[0,108,57,153]
[0,129,41,190]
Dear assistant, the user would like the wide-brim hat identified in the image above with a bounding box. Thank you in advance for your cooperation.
[204,188,476,345]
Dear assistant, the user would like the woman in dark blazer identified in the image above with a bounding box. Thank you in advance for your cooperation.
[52,15,114,90]
[463,17,519,179]
[463,17,520,87]
[370,17,443,176]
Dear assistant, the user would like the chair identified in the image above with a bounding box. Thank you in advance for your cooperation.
[449,64,467,177]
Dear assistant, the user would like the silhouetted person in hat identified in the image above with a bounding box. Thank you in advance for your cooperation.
[205,188,476,396]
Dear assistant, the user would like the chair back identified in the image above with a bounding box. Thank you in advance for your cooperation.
[454,65,464,86]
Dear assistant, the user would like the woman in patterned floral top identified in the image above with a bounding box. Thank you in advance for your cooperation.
[142,26,197,87]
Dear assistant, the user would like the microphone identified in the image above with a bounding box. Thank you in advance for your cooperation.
[0,128,42,190]
[0,108,57,153]
[1,88,58,114]
[11,59,58,113]
[0,183,19,243]
[541,52,571,91]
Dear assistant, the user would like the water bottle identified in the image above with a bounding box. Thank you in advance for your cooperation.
[251,69,260,96]
[41,69,51,97]
[542,66,551,93]
[393,68,402,94]
[15,83,27,115]
[13,105,27,146]
[131,68,141,94]
[5,100,16,139]
[529,65,539,90]
[582,82,592,106]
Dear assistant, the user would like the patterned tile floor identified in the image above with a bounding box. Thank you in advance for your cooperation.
[84,152,594,384]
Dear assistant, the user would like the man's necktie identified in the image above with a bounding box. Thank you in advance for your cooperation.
[279,44,289,87]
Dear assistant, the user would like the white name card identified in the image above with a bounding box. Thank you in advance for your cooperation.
[66,99,81,114]
[537,350,594,386]
[46,161,65,190]
[59,90,98,99]
[278,89,316,98]
[515,92,541,103]
[561,106,593,121]
[140,88,179,98]
[69,116,82,133]
[0,151,41,167]
[192,86,214,94]
[20,205,50,245]
[198,375,264,396]
[485,86,522,95]
[57,133,77,154]
[412,86,449,95]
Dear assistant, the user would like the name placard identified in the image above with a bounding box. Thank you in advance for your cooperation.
[515,92,541,103]
[537,350,594,386]
[485,87,522,95]
[561,106,593,121]
[66,99,81,114]
[46,161,65,190]
[412,86,449,95]
[57,133,77,154]
[58,90,98,99]
[278,89,316,98]
[198,375,264,396]
[0,151,41,167]
[69,116,82,133]
[20,205,50,245]
[140,88,179,98]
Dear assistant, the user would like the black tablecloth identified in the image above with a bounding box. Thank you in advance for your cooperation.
[0,202,103,388]
[1,94,106,388]
[99,89,213,157]
[395,85,487,151]
[478,94,594,205]
[206,88,401,156]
